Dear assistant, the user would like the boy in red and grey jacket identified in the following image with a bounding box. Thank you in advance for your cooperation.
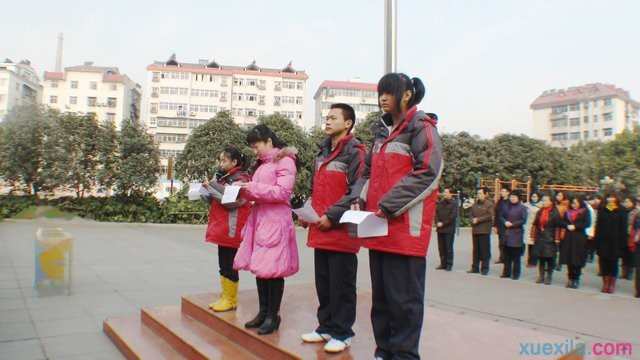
[300,103,365,354]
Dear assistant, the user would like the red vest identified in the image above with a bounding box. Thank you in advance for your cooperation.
[205,168,251,248]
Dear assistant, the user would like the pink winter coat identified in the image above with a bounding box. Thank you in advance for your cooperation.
[233,147,299,279]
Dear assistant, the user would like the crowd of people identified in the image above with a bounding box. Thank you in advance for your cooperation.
[435,186,640,297]
[200,72,441,359]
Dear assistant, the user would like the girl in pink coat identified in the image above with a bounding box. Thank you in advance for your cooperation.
[233,124,299,335]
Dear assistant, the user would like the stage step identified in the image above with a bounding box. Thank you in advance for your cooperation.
[103,315,184,360]
[141,306,258,360]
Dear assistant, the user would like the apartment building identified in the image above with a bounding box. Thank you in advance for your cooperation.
[531,83,639,147]
[313,80,378,128]
[0,58,42,120]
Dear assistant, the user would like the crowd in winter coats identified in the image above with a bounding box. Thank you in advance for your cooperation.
[436,187,640,297]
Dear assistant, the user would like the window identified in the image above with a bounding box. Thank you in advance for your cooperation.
[551,133,568,141]
[107,97,117,108]
[552,105,567,114]
[69,96,77,105]
[106,113,116,123]
[274,96,281,106]
[604,98,612,107]
[70,81,78,89]
[274,81,281,91]
[582,102,589,110]
[569,103,579,111]
[110,84,117,91]
[220,93,227,102]
[569,117,580,126]
[150,103,158,114]
[152,72,161,82]
[259,95,265,105]
[234,78,245,86]
[50,81,58,88]
[49,95,57,104]
[234,93,244,101]
[603,128,613,137]
[155,133,187,143]
[296,111,302,120]
[247,94,256,102]
[583,116,589,124]
[179,88,188,96]
[297,82,304,90]
[569,132,580,140]
[583,131,589,139]
[87,97,97,106]
[258,80,266,89]
[603,112,613,121]
[593,129,599,137]
[248,79,257,87]
[246,109,257,117]
[593,115,598,123]
[89,81,97,90]
[296,97,303,105]
[551,118,568,128]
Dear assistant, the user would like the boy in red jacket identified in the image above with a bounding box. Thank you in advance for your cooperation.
[300,103,365,353]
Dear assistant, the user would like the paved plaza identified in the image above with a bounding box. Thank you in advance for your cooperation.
[0,218,638,359]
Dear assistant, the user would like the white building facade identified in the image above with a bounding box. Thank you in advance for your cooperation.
[42,62,141,128]
[531,83,639,148]
[313,80,378,128]
[0,59,42,120]
[142,57,308,174]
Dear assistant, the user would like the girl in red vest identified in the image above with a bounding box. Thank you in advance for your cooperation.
[201,146,251,312]
[354,73,443,360]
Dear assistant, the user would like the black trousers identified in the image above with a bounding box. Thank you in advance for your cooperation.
[471,234,491,272]
[437,232,455,268]
[497,229,506,262]
[599,257,619,277]
[218,246,239,282]
[370,250,425,360]
[527,244,538,266]
[538,257,554,272]
[568,265,582,280]
[314,249,358,340]
[503,246,522,278]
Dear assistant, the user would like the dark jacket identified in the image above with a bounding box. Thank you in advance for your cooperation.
[494,199,510,241]
[595,206,628,260]
[501,202,528,248]
[203,167,251,248]
[559,208,591,267]
[470,199,494,235]
[436,198,458,234]
[307,134,365,254]
[531,207,560,259]
[354,106,443,257]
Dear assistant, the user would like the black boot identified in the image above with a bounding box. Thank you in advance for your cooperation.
[544,269,553,285]
[258,279,284,335]
[622,266,633,280]
[245,278,268,328]
[535,263,544,284]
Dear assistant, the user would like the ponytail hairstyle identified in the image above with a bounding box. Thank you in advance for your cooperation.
[377,73,426,112]
[246,124,287,149]
[222,146,247,171]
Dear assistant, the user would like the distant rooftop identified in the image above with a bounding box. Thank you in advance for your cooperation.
[314,80,377,99]
[43,62,135,85]
[146,55,308,80]
[530,83,640,109]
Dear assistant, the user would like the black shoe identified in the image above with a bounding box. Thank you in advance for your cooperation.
[467,269,480,274]
[565,280,572,288]
[544,272,553,285]
[436,265,446,270]
[500,273,510,278]
[511,274,520,280]
[572,280,580,289]
[245,279,268,328]
[257,315,281,335]
[445,266,452,271]
[495,260,504,264]
[481,270,489,276]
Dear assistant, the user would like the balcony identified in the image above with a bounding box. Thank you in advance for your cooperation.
[151,93,159,98]
[258,101,265,106]
[152,78,160,83]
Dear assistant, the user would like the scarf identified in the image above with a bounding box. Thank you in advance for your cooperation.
[606,203,618,212]
[538,207,552,230]
[566,208,581,223]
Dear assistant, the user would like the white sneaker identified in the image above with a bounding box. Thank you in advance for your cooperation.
[324,338,352,353]
[301,331,331,343]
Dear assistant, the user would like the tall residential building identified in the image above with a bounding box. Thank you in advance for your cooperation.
[313,80,378,128]
[0,59,42,120]
[42,62,141,128]
[143,56,309,174]
[531,83,639,148]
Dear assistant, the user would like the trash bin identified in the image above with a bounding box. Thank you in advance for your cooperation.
[35,228,73,296]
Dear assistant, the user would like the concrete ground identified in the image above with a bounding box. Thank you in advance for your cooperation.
[0,218,638,360]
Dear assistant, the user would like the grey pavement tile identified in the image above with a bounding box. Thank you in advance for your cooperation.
[28,305,89,322]
[0,309,31,324]
[0,339,45,360]
[34,317,101,338]
[0,280,18,290]
[0,321,37,342]
[0,298,25,312]
[41,332,116,358]
[0,288,22,300]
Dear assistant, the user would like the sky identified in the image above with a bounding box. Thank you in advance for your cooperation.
[2,0,639,137]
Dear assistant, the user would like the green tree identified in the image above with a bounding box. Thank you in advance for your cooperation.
[42,112,100,198]
[0,104,49,194]
[96,119,120,193]
[175,111,249,182]
[258,114,314,204]
[440,132,494,196]
[116,118,160,196]
[600,126,640,193]
[353,111,382,150]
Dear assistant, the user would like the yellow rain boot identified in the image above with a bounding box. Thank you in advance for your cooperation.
[211,277,238,312]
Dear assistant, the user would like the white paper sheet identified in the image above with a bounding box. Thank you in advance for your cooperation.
[339,210,388,238]
[221,185,241,204]
[292,200,320,223]
[187,183,203,201]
